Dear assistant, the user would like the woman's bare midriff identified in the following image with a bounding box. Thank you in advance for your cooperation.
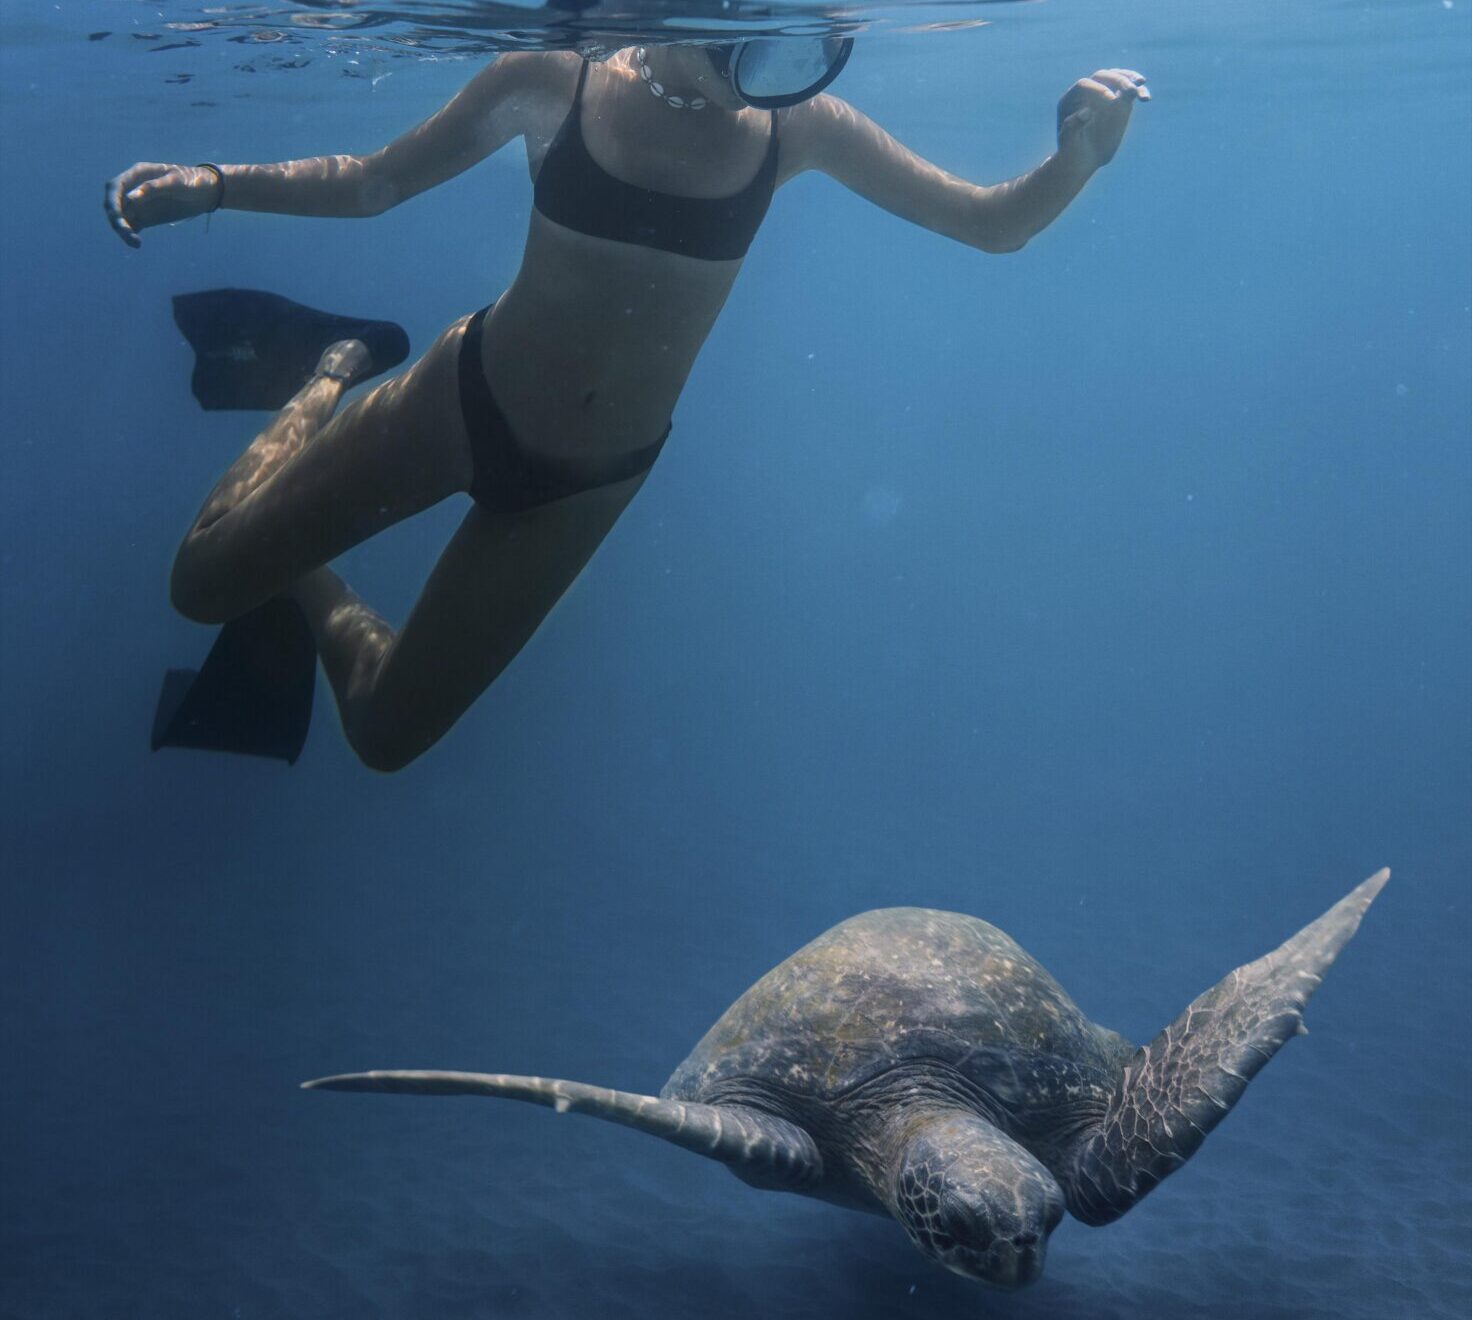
[479,211,745,461]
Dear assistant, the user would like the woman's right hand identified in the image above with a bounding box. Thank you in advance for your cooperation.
[104,163,223,248]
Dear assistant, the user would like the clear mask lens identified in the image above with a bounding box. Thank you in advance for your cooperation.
[730,36,852,108]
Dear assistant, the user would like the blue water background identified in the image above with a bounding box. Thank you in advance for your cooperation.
[2,1,1469,1316]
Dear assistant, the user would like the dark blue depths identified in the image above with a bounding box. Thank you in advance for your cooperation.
[1,2,1468,1317]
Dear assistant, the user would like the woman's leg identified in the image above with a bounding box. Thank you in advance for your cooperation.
[170,317,475,624]
[292,474,648,772]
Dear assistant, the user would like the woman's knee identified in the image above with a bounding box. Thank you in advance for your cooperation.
[338,683,447,773]
[169,531,265,625]
[169,536,231,624]
[345,718,436,774]
[356,745,421,775]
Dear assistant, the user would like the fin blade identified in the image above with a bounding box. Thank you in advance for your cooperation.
[1068,870,1389,1225]
[151,668,200,749]
[302,1069,823,1190]
[172,288,409,411]
[151,598,316,764]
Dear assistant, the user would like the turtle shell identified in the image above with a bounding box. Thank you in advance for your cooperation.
[662,908,1127,1106]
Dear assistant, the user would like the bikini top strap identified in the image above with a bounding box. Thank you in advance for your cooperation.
[574,58,590,105]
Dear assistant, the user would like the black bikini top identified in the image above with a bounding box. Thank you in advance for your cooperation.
[533,61,778,263]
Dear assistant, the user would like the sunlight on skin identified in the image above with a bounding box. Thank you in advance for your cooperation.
[105,46,1148,770]
[194,373,348,530]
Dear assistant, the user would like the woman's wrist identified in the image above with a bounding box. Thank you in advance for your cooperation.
[195,162,227,212]
[1051,138,1098,184]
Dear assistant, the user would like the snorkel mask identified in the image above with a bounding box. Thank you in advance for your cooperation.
[708,36,853,109]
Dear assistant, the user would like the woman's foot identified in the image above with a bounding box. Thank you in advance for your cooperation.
[314,338,374,387]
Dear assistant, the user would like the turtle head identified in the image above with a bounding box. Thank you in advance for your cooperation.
[890,1112,1063,1289]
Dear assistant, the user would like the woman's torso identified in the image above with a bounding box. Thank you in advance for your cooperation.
[480,54,783,460]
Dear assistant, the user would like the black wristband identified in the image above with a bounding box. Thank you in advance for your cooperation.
[196,162,226,212]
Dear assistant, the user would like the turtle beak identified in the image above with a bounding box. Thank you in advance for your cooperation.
[990,1235,1047,1289]
[941,1236,1047,1290]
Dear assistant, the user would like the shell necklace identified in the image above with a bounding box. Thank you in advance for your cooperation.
[635,47,707,111]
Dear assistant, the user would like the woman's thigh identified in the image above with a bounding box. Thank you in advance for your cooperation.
[179,314,477,619]
[355,473,648,764]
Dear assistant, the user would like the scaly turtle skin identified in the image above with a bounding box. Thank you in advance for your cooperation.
[306,869,1388,1289]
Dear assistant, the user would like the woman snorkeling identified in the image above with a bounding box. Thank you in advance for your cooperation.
[106,40,1147,771]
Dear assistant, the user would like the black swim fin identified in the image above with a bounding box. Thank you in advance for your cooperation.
[172,288,410,411]
[151,597,317,765]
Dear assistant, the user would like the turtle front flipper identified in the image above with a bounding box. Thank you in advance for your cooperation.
[302,1069,823,1193]
[1065,868,1389,1226]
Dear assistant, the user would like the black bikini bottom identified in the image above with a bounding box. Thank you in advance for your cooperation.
[459,304,670,514]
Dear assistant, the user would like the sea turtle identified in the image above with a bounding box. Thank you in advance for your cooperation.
[305,869,1388,1289]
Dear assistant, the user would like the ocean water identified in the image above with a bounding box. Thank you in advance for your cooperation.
[1,1,1469,1317]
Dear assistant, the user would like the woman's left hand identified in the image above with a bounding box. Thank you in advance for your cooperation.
[1056,69,1150,171]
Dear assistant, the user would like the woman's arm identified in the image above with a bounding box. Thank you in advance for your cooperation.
[783,69,1148,254]
[105,53,553,247]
